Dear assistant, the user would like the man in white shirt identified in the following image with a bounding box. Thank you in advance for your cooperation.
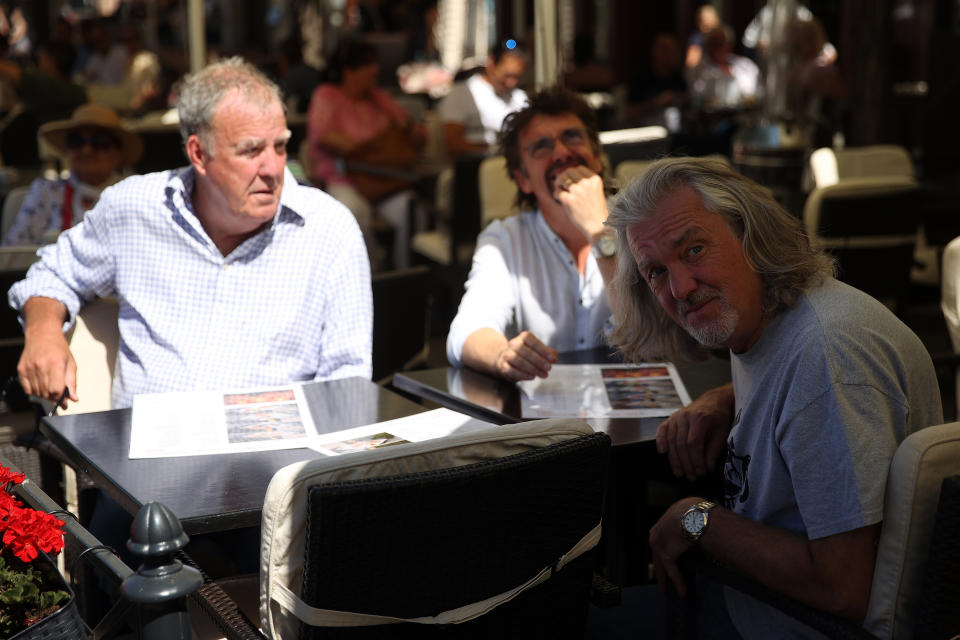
[688,24,760,110]
[438,42,529,157]
[446,87,615,381]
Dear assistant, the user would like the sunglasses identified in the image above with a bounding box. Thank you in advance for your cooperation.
[523,128,589,159]
[66,131,120,151]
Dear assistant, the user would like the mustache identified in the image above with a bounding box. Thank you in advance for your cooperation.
[546,157,588,186]
[675,288,721,316]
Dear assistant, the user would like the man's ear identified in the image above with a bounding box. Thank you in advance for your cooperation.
[512,168,533,195]
[185,135,208,175]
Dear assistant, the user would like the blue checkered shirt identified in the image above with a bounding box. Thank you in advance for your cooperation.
[9,166,372,408]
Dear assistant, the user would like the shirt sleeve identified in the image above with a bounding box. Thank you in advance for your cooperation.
[445,222,519,366]
[778,383,905,540]
[306,84,341,145]
[3,179,55,246]
[8,187,118,329]
[312,206,373,381]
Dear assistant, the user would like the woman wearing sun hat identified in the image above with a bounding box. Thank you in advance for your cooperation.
[2,103,142,246]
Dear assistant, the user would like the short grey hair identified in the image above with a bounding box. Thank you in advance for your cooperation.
[606,156,835,363]
[177,56,284,155]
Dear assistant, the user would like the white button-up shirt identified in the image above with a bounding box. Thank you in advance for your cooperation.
[446,210,611,366]
[9,166,372,408]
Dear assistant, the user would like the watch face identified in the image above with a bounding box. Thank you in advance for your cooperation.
[682,509,706,534]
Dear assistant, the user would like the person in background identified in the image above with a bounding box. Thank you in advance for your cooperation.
[685,4,720,69]
[623,32,686,131]
[563,34,614,92]
[606,157,941,636]
[438,40,529,157]
[277,37,320,114]
[119,24,163,114]
[0,40,87,166]
[687,24,760,111]
[446,87,614,381]
[79,18,128,85]
[3,104,142,246]
[306,39,426,269]
[10,56,371,410]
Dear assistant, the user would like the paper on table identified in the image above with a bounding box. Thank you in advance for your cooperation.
[310,408,497,456]
[130,385,318,458]
[130,383,496,459]
[517,363,692,418]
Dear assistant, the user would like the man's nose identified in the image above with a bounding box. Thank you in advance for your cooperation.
[669,264,697,301]
[550,136,575,161]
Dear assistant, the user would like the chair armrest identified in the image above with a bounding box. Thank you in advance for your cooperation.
[178,552,266,640]
[668,549,877,640]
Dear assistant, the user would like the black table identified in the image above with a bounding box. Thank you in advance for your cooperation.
[393,347,732,446]
[40,377,428,535]
[393,349,732,585]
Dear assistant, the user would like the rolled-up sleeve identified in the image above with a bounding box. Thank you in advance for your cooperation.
[8,191,117,330]
[445,222,517,366]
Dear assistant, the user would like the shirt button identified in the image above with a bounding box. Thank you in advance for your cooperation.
[578,298,583,305]
[579,338,585,344]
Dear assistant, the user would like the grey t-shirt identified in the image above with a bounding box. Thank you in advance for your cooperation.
[723,277,942,638]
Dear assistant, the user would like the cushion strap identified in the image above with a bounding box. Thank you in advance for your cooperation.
[270,521,601,628]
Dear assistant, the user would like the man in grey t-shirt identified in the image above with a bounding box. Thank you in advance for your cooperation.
[605,157,942,637]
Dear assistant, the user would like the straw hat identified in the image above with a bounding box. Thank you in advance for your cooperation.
[39,104,143,165]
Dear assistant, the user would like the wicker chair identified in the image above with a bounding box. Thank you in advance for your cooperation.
[191,418,610,639]
[668,422,960,639]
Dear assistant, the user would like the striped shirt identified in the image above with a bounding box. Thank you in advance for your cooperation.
[9,166,372,408]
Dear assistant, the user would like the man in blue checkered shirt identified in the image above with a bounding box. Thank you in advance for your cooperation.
[10,57,372,409]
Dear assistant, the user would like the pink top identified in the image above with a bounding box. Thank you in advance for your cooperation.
[306,83,411,185]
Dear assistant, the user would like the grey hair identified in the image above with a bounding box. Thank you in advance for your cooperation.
[606,156,835,363]
[177,56,284,155]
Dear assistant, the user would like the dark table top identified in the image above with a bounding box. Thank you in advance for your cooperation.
[393,348,732,447]
[41,377,427,535]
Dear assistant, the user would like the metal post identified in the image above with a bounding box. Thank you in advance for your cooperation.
[121,502,203,640]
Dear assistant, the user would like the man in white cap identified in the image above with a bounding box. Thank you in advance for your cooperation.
[3,104,143,246]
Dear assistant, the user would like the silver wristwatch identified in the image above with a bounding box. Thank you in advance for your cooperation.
[680,500,717,543]
[591,228,617,259]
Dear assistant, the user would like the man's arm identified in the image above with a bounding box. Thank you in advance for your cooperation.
[461,327,557,381]
[656,382,735,480]
[17,296,78,406]
[651,497,880,620]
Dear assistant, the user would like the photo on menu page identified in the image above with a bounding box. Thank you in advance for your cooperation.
[317,432,411,455]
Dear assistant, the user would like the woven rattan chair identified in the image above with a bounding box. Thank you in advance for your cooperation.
[668,422,960,639]
[191,418,610,639]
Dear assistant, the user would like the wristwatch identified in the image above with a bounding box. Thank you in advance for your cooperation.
[591,228,617,259]
[680,500,717,543]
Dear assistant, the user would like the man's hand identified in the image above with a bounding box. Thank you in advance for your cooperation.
[18,297,78,408]
[649,496,705,596]
[494,331,558,381]
[552,166,608,242]
[656,382,735,481]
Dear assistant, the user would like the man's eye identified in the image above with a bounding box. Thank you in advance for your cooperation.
[687,245,703,257]
[647,266,665,281]
[275,142,288,154]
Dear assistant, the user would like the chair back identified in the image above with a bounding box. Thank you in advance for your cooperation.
[371,266,431,382]
[614,159,654,189]
[803,177,920,306]
[809,145,915,188]
[61,297,119,414]
[599,126,670,177]
[260,418,609,639]
[478,156,517,227]
[865,422,960,639]
[942,237,960,353]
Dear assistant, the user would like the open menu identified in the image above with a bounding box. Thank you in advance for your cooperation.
[516,363,691,418]
[129,385,494,459]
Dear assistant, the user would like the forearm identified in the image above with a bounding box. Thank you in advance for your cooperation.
[442,123,487,157]
[22,296,68,340]
[460,328,508,376]
[699,507,878,619]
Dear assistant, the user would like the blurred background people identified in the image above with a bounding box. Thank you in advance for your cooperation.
[685,4,719,69]
[306,39,426,269]
[79,17,128,85]
[119,24,163,114]
[688,23,760,110]
[0,40,87,167]
[277,36,321,114]
[3,104,142,246]
[787,16,847,146]
[623,32,686,130]
[438,40,528,157]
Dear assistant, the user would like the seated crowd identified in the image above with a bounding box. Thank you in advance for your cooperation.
[0,9,940,639]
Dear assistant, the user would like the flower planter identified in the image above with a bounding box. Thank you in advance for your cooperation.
[5,552,86,640]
